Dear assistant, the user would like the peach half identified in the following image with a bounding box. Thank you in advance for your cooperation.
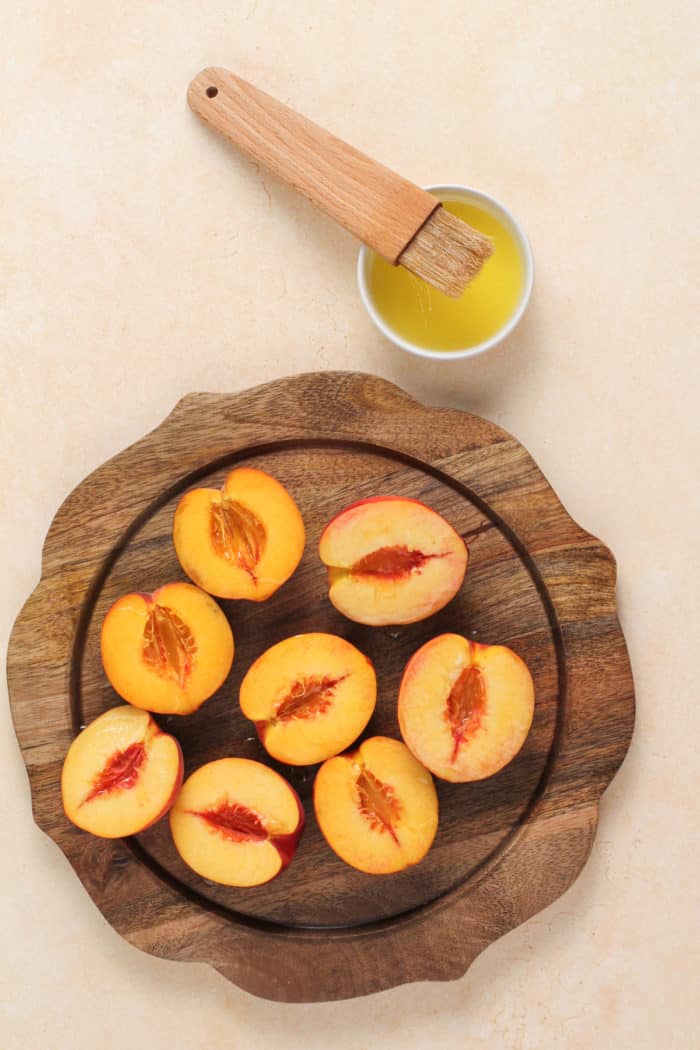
[169,758,304,887]
[173,468,305,601]
[314,736,438,875]
[319,496,468,625]
[398,634,535,782]
[240,633,377,765]
[61,705,183,838]
[101,582,234,715]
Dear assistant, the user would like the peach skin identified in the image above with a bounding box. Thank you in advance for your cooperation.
[61,705,183,838]
[101,582,234,715]
[170,758,304,887]
[319,496,468,625]
[398,633,535,782]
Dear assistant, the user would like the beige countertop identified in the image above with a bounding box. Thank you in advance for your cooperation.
[2,2,698,1046]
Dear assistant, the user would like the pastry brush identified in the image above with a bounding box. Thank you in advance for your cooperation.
[188,68,492,297]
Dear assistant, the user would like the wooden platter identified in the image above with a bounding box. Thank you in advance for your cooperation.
[7,372,634,1002]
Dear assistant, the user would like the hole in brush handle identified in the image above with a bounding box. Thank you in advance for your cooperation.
[206,86,218,98]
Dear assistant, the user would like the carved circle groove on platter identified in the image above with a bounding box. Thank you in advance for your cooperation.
[72,439,564,929]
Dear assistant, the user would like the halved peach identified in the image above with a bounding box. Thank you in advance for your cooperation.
[239,632,376,765]
[61,705,183,838]
[173,468,305,601]
[398,633,535,782]
[101,582,234,715]
[319,496,468,625]
[169,758,304,887]
[314,736,438,874]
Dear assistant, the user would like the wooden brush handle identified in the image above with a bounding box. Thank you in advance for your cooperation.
[187,67,439,263]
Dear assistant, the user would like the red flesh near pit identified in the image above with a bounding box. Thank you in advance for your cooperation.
[445,664,487,763]
[273,675,348,724]
[82,741,147,805]
[351,545,436,580]
[189,801,268,843]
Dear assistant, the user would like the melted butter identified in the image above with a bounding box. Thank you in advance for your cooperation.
[369,199,525,351]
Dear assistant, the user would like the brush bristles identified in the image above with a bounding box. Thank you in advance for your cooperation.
[398,207,493,298]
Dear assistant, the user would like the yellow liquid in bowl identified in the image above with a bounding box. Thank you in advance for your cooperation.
[369,199,525,352]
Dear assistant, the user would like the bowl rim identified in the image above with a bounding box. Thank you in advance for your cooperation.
[356,183,534,361]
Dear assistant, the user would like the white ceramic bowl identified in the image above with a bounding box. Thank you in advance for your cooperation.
[357,184,534,361]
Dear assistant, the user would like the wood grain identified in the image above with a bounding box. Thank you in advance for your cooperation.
[6,373,634,1002]
[187,67,439,264]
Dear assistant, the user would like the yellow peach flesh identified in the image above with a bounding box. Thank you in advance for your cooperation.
[240,633,376,765]
[173,468,305,601]
[100,582,234,715]
[314,736,438,874]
